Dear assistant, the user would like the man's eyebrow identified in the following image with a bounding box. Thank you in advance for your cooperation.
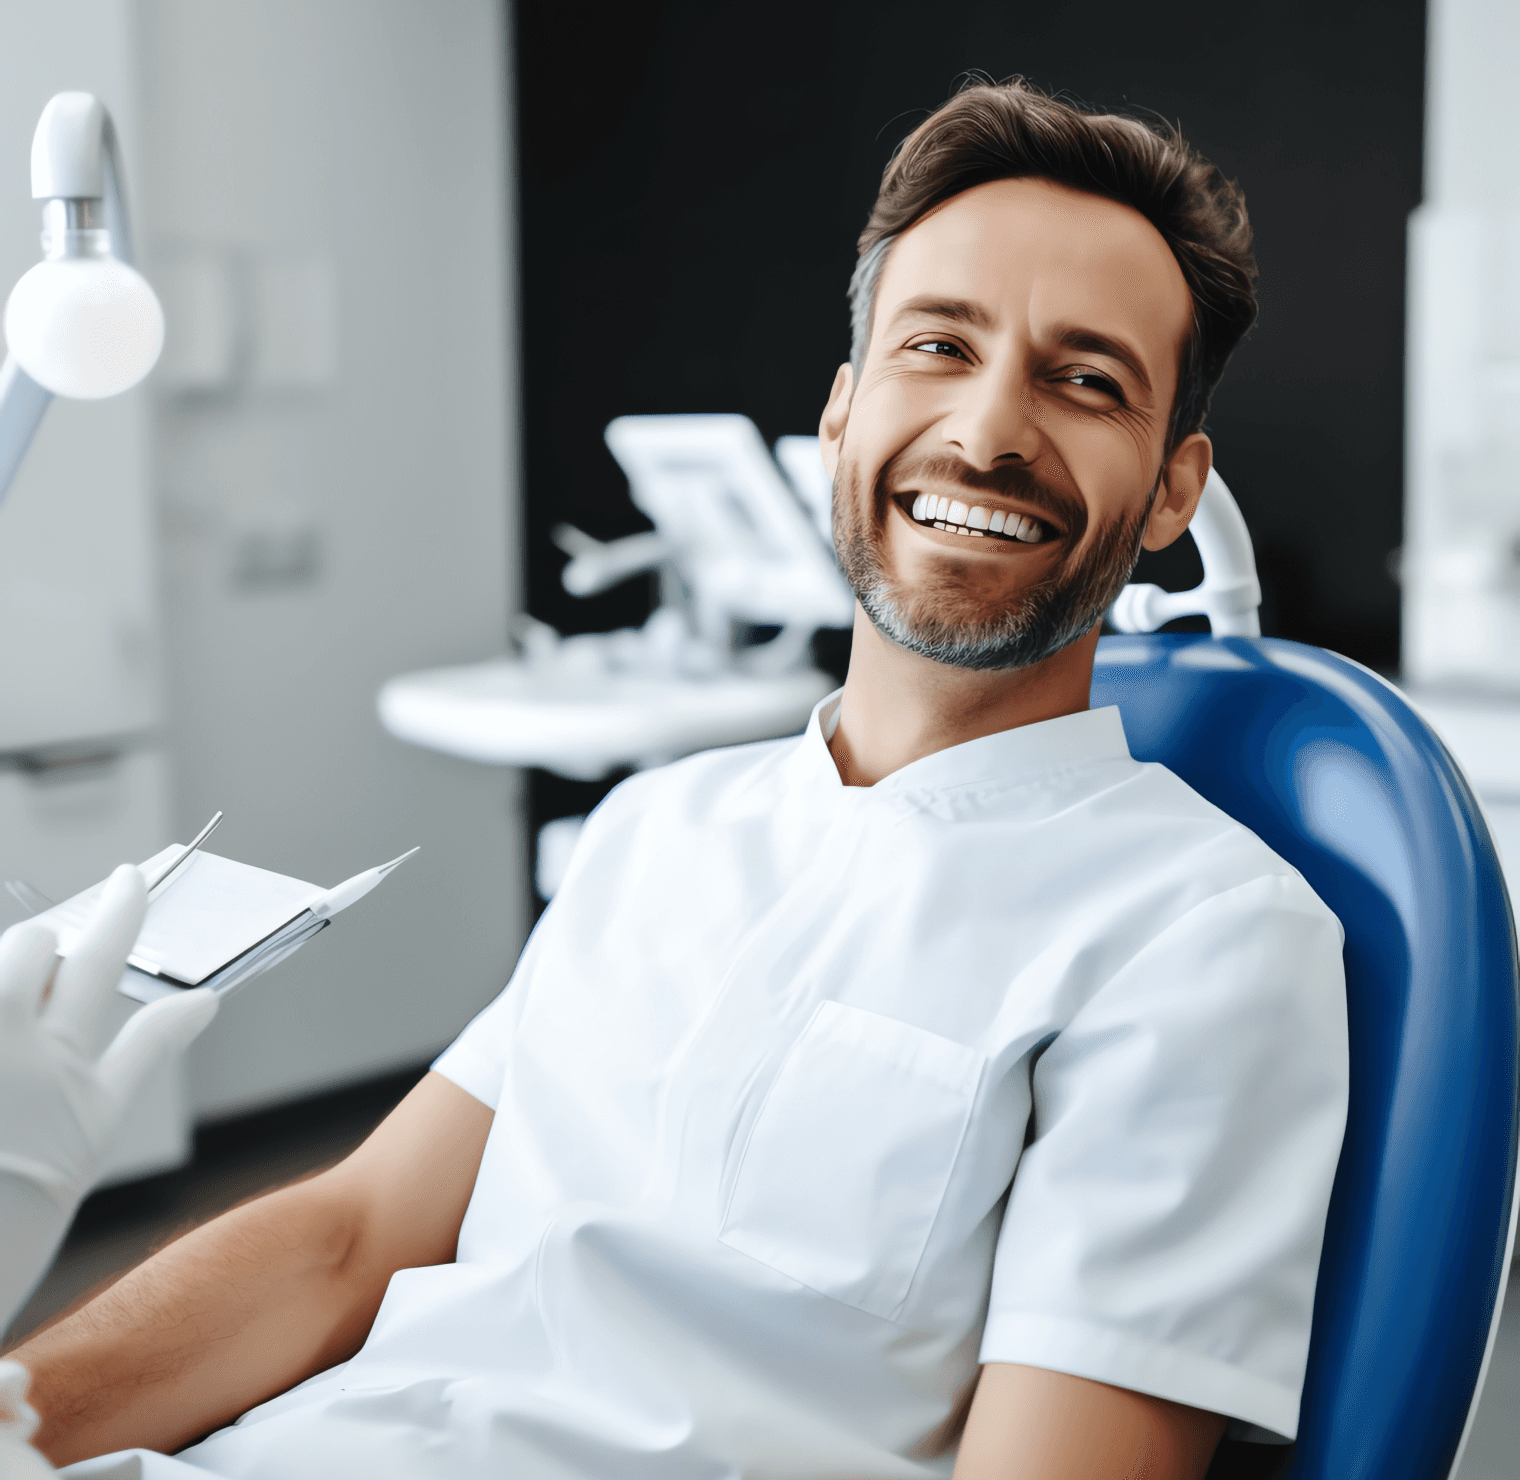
[1052,326,1154,397]
[886,295,998,332]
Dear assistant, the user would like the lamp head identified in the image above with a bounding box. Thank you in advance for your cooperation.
[2,92,163,400]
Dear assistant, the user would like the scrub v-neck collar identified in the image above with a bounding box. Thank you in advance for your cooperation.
[791,688,1133,800]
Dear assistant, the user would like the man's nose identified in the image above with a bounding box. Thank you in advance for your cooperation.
[939,357,1042,471]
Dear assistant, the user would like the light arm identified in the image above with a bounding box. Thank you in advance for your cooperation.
[96,110,136,269]
[952,1363,1224,1480]
[0,357,52,512]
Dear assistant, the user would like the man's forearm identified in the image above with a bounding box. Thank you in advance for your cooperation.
[8,1173,382,1466]
[8,1072,492,1467]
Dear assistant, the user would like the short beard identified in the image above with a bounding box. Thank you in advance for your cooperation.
[832,453,1156,673]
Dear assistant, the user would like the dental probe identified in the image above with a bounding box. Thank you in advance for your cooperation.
[144,810,224,895]
[309,847,420,920]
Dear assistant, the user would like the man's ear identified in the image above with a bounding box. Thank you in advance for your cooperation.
[1142,432,1213,552]
[818,363,854,478]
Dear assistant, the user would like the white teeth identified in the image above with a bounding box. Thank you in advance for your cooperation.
[910,494,1045,543]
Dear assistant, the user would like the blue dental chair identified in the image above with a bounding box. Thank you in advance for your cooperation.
[1098,473,1520,1480]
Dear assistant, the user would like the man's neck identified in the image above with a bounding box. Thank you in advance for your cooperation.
[826,607,1100,787]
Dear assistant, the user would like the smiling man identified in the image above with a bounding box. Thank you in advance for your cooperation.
[13,81,1347,1480]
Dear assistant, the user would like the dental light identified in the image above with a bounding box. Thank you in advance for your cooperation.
[0,92,164,505]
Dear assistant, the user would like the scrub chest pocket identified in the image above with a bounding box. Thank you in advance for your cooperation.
[719,1000,986,1321]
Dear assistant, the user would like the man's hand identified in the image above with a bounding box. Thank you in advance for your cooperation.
[8,1070,492,1467]
[0,865,219,1327]
[953,1363,1224,1479]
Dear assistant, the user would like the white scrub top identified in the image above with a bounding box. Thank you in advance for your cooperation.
[68,697,1348,1480]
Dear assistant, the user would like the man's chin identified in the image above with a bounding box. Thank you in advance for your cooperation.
[857,582,1075,672]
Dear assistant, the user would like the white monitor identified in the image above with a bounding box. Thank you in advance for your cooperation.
[603,414,854,635]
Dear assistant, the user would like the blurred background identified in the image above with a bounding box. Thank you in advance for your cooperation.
[4,2,1519,1467]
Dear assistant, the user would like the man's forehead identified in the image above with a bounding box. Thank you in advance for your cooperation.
[877,177,1193,358]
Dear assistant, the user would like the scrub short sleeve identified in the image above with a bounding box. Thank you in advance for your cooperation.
[431,776,642,1109]
[980,872,1348,1442]
[431,906,554,1109]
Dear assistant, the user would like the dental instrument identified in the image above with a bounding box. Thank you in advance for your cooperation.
[309,848,422,920]
[143,811,224,894]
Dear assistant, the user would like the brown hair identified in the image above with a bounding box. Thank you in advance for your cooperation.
[849,79,1258,447]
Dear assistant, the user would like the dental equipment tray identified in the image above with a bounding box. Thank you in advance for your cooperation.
[17,835,417,1003]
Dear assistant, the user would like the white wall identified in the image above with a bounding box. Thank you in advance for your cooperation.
[135,0,525,1118]
[1403,0,1520,687]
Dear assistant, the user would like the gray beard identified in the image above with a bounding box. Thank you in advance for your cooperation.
[832,460,1156,673]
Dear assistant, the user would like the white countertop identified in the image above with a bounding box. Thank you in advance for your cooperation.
[378,659,836,781]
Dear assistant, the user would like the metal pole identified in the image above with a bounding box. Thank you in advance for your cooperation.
[0,354,53,510]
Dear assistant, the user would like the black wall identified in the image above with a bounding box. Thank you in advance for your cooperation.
[514,0,1426,835]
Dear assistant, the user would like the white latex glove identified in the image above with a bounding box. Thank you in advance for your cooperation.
[0,1360,51,1478]
[0,865,219,1331]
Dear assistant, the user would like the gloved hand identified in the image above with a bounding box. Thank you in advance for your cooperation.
[0,864,219,1331]
[0,1360,52,1478]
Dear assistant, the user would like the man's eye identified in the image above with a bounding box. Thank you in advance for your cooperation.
[1062,370,1124,401]
[911,339,967,360]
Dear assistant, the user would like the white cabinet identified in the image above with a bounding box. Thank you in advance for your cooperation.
[0,751,171,902]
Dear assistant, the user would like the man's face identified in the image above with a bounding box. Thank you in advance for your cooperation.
[820,177,1203,670]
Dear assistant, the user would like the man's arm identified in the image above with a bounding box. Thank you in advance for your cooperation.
[8,1070,492,1467]
[953,1364,1224,1480]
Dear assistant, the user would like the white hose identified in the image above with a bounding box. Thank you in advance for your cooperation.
[1107,468,1262,638]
